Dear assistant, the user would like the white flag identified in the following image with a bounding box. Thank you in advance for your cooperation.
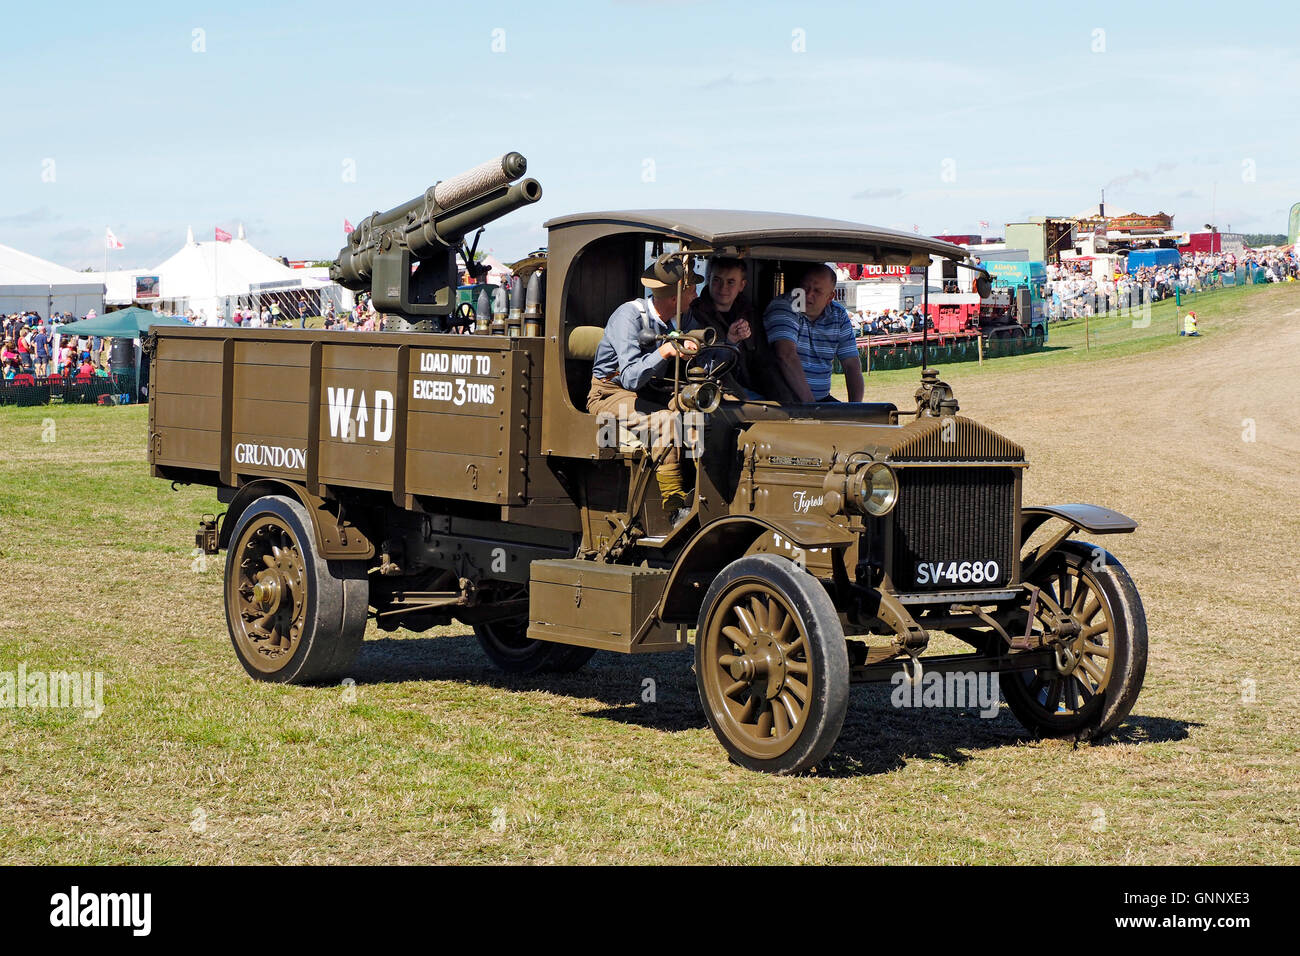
[106,227,124,250]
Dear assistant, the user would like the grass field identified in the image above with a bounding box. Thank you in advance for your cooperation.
[844,281,1275,392]
[2,281,1297,864]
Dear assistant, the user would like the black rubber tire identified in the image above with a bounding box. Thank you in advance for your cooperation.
[694,554,849,774]
[473,617,596,674]
[1002,541,1147,741]
[224,494,369,685]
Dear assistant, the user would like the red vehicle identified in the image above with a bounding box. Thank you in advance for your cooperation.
[1181,232,1244,255]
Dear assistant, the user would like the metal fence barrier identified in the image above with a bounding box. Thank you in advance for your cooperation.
[0,372,136,407]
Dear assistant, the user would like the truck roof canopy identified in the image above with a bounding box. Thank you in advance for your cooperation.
[544,209,967,263]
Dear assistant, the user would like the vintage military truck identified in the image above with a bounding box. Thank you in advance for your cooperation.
[149,152,1147,773]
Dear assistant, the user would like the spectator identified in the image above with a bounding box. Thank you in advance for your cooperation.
[33,323,51,376]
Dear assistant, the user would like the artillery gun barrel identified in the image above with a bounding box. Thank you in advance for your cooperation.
[433,151,528,208]
[421,178,541,248]
[367,152,528,233]
[332,151,540,290]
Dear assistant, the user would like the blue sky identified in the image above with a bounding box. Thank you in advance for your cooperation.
[3,0,1298,270]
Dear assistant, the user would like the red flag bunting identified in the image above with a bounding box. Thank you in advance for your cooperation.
[215,227,232,243]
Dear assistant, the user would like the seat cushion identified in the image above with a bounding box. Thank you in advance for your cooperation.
[567,325,606,362]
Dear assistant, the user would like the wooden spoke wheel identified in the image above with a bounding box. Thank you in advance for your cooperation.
[224,495,368,684]
[1003,540,1147,740]
[695,555,848,774]
[474,616,596,674]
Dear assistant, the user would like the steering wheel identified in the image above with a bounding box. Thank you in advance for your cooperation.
[686,340,741,381]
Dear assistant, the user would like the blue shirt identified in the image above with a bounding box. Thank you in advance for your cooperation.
[762,294,858,400]
[590,297,676,392]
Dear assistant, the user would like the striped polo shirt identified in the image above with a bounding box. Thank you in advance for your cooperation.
[762,294,858,400]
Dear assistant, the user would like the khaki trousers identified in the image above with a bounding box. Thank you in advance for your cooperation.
[587,377,693,465]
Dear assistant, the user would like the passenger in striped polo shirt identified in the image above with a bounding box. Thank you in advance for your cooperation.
[762,263,864,403]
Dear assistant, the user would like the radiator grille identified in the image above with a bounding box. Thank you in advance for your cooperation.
[890,467,1017,591]
[890,417,1025,462]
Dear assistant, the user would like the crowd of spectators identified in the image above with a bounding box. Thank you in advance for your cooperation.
[1045,248,1298,318]
[848,307,933,336]
[183,295,387,332]
[2,310,115,381]
[322,296,388,332]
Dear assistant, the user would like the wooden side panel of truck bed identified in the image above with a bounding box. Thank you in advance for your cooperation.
[149,328,542,506]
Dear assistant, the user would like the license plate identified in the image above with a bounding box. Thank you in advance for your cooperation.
[915,560,1002,587]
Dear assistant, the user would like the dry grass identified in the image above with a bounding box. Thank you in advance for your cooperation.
[2,282,1298,864]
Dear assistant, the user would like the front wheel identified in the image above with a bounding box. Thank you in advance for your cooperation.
[1001,541,1147,740]
[695,554,849,774]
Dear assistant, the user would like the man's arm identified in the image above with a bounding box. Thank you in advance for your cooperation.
[772,339,815,403]
[835,307,865,402]
[763,299,814,403]
[841,355,865,402]
[605,305,669,392]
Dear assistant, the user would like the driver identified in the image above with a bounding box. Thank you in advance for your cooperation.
[588,255,702,522]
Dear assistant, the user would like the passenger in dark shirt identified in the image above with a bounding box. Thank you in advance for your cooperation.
[683,256,792,402]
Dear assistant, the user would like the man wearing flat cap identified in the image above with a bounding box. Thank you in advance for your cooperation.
[588,254,702,524]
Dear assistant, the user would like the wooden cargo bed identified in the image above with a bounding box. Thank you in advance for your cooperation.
[148,328,543,506]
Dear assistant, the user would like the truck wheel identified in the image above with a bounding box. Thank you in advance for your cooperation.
[1002,541,1147,741]
[474,617,596,674]
[224,494,369,684]
[695,554,849,774]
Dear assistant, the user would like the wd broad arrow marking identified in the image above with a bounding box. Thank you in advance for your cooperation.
[326,386,394,443]
[327,387,355,439]
[374,390,394,442]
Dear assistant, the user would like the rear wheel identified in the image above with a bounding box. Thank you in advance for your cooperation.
[695,554,849,774]
[1002,541,1147,740]
[224,495,369,684]
[474,616,596,674]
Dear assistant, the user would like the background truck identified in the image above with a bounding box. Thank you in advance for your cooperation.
[1124,248,1181,273]
[150,152,1147,773]
[842,258,1048,370]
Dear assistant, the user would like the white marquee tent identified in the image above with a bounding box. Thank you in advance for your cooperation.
[93,225,342,322]
[148,225,309,320]
[0,242,104,317]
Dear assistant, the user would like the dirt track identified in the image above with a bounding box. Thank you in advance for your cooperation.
[934,289,1300,797]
